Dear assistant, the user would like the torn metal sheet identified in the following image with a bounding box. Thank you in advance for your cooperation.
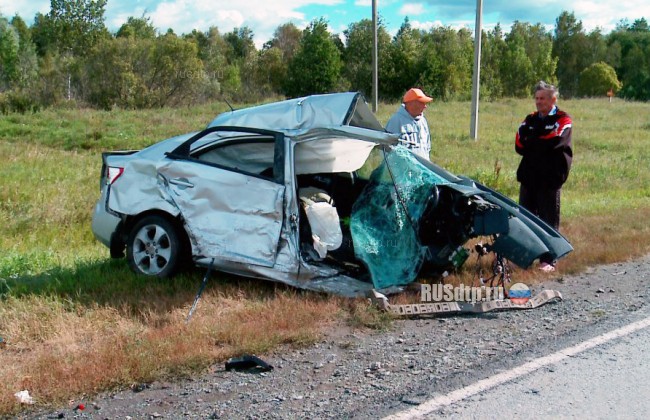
[368,289,563,316]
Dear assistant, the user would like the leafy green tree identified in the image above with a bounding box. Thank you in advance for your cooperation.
[0,17,20,88]
[223,26,258,99]
[383,18,422,100]
[553,11,591,98]
[184,29,209,59]
[81,33,205,109]
[27,0,109,104]
[620,43,650,100]
[33,51,67,106]
[418,27,473,100]
[146,33,205,107]
[501,21,556,97]
[252,46,285,95]
[609,21,650,100]
[81,37,140,109]
[584,29,609,66]
[604,37,623,70]
[500,41,533,97]
[521,22,557,83]
[224,26,255,62]
[10,15,39,89]
[48,0,110,56]
[219,64,242,98]
[184,26,241,100]
[250,23,302,97]
[285,18,343,97]
[30,12,57,56]
[184,27,229,68]
[480,24,507,99]
[9,15,30,45]
[415,36,444,100]
[116,15,156,39]
[265,23,302,62]
[342,18,391,99]
[629,18,649,32]
[578,62,622,96]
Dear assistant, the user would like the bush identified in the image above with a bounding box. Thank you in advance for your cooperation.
[0,90,40,114]
[578,62,622,97]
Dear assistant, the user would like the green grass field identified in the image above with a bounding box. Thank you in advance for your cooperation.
[1,97,649,414]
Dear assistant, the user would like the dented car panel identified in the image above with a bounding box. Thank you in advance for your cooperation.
[91,92,573,297]
[157,160,285,267]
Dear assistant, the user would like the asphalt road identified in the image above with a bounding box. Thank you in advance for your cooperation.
[387,310,650,419]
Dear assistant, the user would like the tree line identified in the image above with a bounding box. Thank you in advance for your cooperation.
[0,0,648,113]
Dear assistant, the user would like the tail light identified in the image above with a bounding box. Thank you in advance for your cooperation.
[106,166,124,185]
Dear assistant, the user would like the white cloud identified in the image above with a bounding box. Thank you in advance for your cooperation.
[0,0,49,23]
[570,0,650,32]
[409,19,443,31]
[121,0,344,48]
[496,0,650,33]
[399,3,425,16]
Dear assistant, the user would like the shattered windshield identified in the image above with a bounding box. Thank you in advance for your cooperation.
[350,146,451,289]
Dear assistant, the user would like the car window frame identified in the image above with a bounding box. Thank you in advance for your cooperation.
[166,126,285,184]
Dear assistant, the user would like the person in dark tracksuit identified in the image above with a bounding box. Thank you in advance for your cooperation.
[515,81,573,272]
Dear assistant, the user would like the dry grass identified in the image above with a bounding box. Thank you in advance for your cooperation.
[0,287,342,413]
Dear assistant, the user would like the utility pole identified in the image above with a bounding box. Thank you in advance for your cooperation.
[470,0,483,140]
[371,0,378,112]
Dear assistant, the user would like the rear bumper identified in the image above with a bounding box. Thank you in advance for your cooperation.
[91,189,122,249]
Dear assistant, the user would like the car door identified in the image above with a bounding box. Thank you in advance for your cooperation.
[157,127,285,267]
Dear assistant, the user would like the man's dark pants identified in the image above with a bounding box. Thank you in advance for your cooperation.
[519,184,561,264]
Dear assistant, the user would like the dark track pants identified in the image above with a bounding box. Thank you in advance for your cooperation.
[518,184,561,230]
[519,184,561,264]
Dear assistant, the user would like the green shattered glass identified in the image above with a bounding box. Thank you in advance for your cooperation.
[350,147,450,289]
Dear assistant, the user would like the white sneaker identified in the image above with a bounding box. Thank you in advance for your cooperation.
[539,262,556,272]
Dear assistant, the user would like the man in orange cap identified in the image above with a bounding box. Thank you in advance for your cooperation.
[385,87,433,160]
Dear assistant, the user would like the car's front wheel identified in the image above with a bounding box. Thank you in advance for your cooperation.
[126,215,184,278]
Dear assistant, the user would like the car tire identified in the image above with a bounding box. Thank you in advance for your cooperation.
[126,215,185,278]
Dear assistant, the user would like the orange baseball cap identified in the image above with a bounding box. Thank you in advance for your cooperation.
[403,88,433,103]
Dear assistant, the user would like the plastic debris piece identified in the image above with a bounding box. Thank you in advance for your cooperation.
[369,289,563,317]
[14,390,35,405]
[131,383,151,393]
[225,355,273,372]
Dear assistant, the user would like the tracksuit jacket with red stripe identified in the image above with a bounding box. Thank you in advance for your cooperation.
[515,106,573,190]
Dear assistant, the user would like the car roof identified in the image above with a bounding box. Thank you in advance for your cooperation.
[207,92,386,135]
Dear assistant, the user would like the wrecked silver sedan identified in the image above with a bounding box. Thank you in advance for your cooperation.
[91,93,572,296]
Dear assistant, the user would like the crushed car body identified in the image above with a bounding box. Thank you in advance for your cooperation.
[92,92,572,297]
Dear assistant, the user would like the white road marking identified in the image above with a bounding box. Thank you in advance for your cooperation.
[384,315,650,420]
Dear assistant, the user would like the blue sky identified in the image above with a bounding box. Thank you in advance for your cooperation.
[2,0,649,47]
